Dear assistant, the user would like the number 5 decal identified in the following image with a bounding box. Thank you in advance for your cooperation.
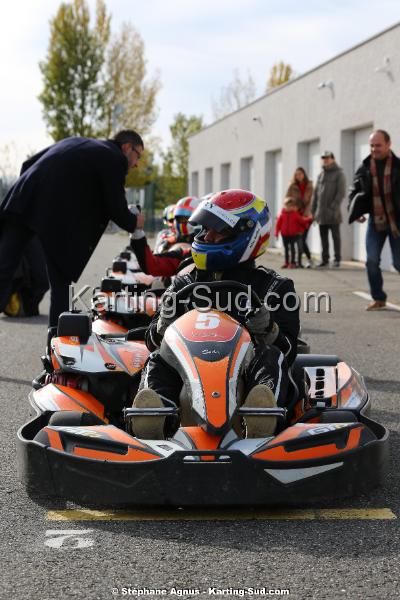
[195,313,220,330]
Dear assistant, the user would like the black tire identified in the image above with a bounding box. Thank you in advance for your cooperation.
[318,410,358,423]
[48,410,104,427]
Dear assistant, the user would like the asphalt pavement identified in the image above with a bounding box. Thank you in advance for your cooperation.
[1,233,399,600]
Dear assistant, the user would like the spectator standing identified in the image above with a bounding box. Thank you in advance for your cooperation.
[0,130,145,328]
[348,129,400,310]
[311,151,346,267]
[275,198,312,268]
[286,167,314,267]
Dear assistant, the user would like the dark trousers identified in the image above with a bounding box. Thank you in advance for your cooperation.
[0,220,70,327]
[141,345,289,408]
[299,228,311,261]
[282,235,299,265]
[366,217,400,301]
[319,224,341,263]
[19,237,49,315]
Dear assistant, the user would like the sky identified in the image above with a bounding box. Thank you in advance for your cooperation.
[1,0,400,173]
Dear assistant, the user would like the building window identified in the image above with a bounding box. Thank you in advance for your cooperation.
[205,167,213,194]
[220,163,231,189]
[240,157,254,191]
[191,171,199,196]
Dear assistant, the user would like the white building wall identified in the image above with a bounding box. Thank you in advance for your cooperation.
[189,22,400,264]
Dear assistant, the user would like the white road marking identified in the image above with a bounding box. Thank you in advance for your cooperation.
[353,291,400,311]
[44,529,95,548]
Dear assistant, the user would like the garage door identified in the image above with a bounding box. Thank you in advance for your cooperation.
[265,150,282,248]
[307,140,321,255]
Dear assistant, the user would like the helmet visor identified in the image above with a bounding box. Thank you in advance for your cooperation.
[189,201,240,233]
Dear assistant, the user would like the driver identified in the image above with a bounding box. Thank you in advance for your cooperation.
[153,203,176,254]
[130,196,200,277]
[131,189,300,439]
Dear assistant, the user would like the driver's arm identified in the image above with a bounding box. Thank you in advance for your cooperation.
[264,278,300,365]
[145,274,193,351]
[130,235,183,276]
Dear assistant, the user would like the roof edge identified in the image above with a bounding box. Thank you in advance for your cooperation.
[189,20,400,139]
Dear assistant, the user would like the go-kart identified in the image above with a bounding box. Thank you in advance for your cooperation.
[106,247,155,291]
[92,277,163,335]
[32,312,150,418]
[115,248,140,272]
[18,282,388,506]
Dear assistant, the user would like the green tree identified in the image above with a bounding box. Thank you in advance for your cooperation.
[266,61,293,90]
[39,0,110,141]
[155,150,186,207]
[166,113,204,183]
[125,148,156,188]
[104,22,160,137]
[154,113,203,205]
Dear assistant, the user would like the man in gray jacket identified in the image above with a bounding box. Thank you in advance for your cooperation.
[311,151,346,267]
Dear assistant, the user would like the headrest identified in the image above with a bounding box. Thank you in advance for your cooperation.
[57,312,92,340]
[100,277,123,293]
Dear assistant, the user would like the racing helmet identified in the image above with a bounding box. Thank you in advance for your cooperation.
[163,204,176,228]
[189,189,271,271]
[174,196,200,238]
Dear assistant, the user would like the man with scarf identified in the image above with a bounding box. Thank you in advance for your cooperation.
[348,129,400,310]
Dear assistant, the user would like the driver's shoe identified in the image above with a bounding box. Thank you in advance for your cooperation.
[243,385,277,438]
[130,389,166,440]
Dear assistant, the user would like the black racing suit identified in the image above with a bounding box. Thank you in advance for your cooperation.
[141,260,300,408]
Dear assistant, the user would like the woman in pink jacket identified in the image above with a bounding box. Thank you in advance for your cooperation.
[285,167,314,267]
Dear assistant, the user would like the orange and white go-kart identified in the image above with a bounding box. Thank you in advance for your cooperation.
[18,282,388,506]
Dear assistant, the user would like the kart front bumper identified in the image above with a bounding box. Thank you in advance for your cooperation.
[17,415,388,507]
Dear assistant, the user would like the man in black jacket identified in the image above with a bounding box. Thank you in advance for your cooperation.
[0,130,144,326]
[348,129,400,310]
[129,190,300,440]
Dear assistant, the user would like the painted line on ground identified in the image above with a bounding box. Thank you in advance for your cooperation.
[46,508,397,522]
[353,291,400,311]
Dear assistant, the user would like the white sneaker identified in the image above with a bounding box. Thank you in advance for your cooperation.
[242,384,277,438]
[130,389,165,439]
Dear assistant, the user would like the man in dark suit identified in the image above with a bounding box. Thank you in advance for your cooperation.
[348,129,400,310]
[0,129,145,326]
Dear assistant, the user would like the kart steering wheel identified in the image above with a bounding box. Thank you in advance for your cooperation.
[172,280,263,326]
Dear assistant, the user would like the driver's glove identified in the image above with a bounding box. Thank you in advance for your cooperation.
[245,305,279,345]
[156,291,177,337]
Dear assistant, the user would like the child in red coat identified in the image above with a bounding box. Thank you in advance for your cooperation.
[275,198,312,268]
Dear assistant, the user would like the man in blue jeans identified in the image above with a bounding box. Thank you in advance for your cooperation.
[348,130,400,310]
